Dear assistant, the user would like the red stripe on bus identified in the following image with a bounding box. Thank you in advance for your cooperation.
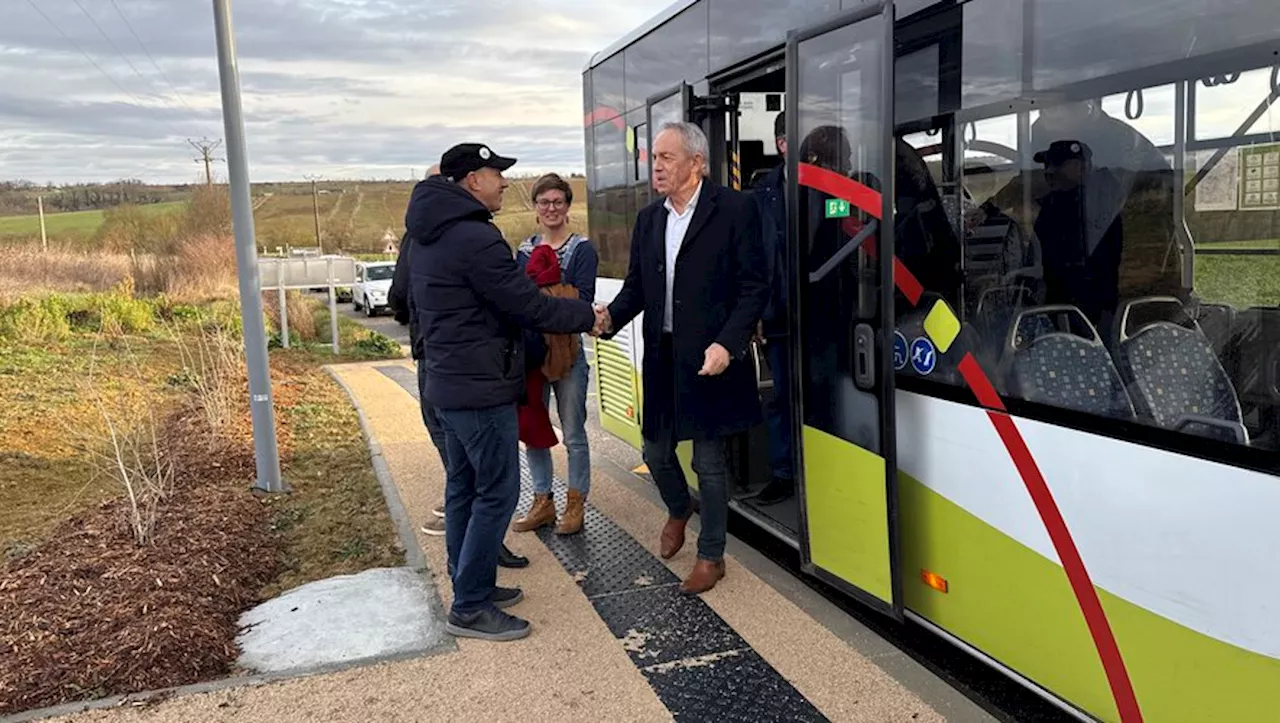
[584,108,626,129]
[795,164,1144,722]
[797,162,882,218]
[892,258,924,306]
[958,354,1143,723]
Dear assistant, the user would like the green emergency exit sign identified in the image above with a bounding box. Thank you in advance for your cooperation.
[825,198,850,218]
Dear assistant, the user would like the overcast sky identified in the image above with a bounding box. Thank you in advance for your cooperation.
[1,0,668,185]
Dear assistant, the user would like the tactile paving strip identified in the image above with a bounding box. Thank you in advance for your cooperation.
[518,459,827,722]
[377,364,827,720]
[376,364,419,397]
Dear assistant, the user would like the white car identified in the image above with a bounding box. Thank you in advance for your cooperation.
[351,261,395,316]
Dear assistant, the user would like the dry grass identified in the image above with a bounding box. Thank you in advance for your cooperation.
[64,336,177,547]
[263,289,318,343]
[0,247,132,302]
[166,319,246,441]
[132,233,239,302]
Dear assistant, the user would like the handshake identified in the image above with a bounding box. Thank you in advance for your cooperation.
[590,304,613,337]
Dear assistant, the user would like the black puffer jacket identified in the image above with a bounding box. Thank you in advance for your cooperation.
[387,232,421,358]
[406,176,594,410]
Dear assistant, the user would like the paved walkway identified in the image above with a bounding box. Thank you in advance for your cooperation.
[44,359,995,723]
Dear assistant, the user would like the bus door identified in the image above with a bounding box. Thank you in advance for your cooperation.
[786,2,903,617]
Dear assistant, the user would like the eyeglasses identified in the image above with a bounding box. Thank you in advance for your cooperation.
[536,199,567,209]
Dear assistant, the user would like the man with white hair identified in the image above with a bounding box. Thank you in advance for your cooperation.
[598,121,769,594]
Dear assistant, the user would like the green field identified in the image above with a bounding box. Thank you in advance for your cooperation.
[0,202,186,239]
[0,177,588,253]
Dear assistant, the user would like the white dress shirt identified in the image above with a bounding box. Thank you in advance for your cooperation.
[662,181,702,332]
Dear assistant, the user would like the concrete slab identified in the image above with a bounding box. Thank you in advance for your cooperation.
[236,567,447,675]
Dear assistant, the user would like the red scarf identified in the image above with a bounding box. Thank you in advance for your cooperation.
[517,245,560,449]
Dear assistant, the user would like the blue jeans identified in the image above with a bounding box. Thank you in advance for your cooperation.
[526,349,590,496]
[764,339,794,480]
[416,359,450,469]
[436,404,521,616]
[643,431,731,561]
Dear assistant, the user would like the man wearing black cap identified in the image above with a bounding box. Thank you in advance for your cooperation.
[388,164,530,568]
[406,143,606,641]
[1032,139,1124,332]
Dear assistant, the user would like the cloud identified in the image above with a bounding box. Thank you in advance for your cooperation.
[0,0,668,183]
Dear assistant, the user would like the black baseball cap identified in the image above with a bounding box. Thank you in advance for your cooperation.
[439,143,516,180]
[1033,140,1091,166]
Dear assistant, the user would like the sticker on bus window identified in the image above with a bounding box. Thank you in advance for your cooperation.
[824,198,851,218]
[893,331,908,371]
[910,337,936,376]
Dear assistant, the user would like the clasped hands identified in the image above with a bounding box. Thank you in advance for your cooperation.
[590,304,729,376]
[591,304,612,337]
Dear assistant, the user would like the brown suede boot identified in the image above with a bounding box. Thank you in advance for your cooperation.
[512,493,556,532]
[680,559,725,595]
[555,489,584,535]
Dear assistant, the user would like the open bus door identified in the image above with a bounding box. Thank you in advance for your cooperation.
[786,1,903,618]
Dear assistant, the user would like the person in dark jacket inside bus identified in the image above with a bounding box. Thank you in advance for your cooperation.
[407,143,606,642]
[387,163,529,569]
[751,110,795,506]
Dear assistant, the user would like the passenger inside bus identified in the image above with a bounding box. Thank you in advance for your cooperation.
[967,98,1183,323]
[1031,139,1124,334]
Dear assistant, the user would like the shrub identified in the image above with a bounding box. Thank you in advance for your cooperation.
[354,331,400,357]
[0,296,72,343]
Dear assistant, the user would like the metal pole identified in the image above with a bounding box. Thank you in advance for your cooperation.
[328,258,339,354]
[37,196,48,252]
[278,263,289,349]
[212,0,284,493]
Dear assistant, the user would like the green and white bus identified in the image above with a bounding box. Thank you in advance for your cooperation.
[582,0,1280,720]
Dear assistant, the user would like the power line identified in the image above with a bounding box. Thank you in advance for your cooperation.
[23,0,186,139]
[67,0,219,139]
[106,0,219,137]
[69,0,164,102]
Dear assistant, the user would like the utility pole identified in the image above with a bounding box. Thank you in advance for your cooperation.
[304,173,322,253]
[37,195,47,252]
[211,0,285,494]
[188,137,224,187]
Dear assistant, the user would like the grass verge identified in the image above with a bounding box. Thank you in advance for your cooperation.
[0,293,404,716]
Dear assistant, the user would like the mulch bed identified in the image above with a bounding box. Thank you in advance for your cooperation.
[0,409,281,716]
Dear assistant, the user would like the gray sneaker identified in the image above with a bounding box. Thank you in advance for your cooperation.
[420,517,445,536]
[446,608,530,641]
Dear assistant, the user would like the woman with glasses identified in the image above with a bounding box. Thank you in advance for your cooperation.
[511,173,598,535]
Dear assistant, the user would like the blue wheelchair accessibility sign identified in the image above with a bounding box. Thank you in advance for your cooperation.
[892,331,908,371]
[910,337,936,375]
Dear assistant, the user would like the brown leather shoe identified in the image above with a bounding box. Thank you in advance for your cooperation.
[512,493,556,532]
[680,559,725,595]
[659,515,689,559]
[555,489,584,535]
